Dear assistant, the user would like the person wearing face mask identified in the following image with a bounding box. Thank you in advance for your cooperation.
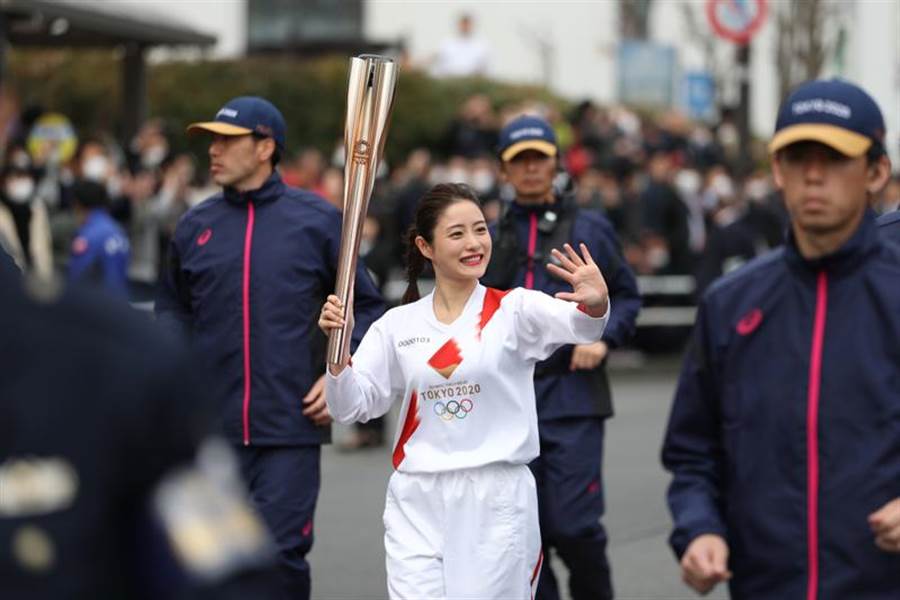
[482,115,642,600]
[141,142,168,171]
[0,152,53,279]
[67,179,130,298]
[80,144,113,183]
[639,145,693,275]
[694,168,787,294]
[127,119,171,175]
[76,137,131,225]
[470,155,500,198]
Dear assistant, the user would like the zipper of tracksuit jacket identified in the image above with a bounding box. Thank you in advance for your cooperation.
[524,212,538,289]
[242,197,256,446]
[806,269,827,600]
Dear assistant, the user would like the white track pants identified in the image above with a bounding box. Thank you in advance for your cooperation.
[383,462,543,600]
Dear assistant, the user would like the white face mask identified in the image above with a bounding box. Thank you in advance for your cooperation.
[82,155,110,182]
[710,174,735,199]
[106,175,122,199]
[470,169,495,194]
[5,177,34,204]
[141,145,167,169]
[445,167,469,185]
[745,178,771,202]
[675,169,701,198]
[9,151,31,171]
[646,245,670,270]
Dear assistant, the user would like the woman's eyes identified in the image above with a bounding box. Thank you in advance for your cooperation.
[448,227,487,238]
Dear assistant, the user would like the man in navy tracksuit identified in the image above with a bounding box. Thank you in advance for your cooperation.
[482,115,641,600]
[156,97,384,599]
[662,79,900,599]
[877,209,900,242]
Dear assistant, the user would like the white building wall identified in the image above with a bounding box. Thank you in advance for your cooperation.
[137,0,247,59]
[363,0,619,104]
[367,0,897,160]
[97,0,898,161]
[851,0,900,163]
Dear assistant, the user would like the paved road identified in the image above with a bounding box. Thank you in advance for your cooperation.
[310,357,727,600]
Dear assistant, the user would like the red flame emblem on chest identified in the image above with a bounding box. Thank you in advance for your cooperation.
[428,338,463,379]
[736,308,763,336]
[196,228,213,246]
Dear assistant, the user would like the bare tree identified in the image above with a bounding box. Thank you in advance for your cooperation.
[679,2,729,85]
[775,0,842,102]
[619,0,654,39]
[517,23,555,89]
[679,2,751,112]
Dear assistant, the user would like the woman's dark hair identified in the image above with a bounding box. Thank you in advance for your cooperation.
[402,183,482,304]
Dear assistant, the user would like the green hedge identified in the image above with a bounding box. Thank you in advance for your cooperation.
[8,50,566,163]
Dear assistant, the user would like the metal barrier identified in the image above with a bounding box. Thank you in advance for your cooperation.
[635,276,697,327]
[134,274,699,329]
[383,273,697,328]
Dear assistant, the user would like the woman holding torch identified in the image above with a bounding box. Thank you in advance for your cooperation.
[319,182,610,599]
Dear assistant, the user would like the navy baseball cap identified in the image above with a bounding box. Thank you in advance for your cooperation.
[498,115,558,162]
[187,96,286,151]
[769,79,885,157]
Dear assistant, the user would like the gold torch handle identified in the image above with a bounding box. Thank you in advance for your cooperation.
[327,55,398,369]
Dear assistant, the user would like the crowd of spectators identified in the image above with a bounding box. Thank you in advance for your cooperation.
[2,95,898,305]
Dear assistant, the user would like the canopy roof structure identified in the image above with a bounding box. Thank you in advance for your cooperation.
[0,0,216,142]
[0,0,215,47]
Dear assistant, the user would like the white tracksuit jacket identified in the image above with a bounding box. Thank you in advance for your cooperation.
[326,284,609,472]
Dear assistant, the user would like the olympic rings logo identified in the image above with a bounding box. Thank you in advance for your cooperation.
[433,398,474,421]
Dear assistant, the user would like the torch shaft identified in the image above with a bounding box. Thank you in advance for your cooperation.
[327,56,397,368]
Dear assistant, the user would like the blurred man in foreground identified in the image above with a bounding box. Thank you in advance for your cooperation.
[0,256,279,598]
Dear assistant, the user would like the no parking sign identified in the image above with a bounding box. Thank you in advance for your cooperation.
[706,0,767,45]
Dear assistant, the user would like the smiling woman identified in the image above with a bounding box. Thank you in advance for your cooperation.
[402,183,490,310]
[318,181,611,599]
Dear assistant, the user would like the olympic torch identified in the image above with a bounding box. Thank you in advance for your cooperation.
[327,55,398,369]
